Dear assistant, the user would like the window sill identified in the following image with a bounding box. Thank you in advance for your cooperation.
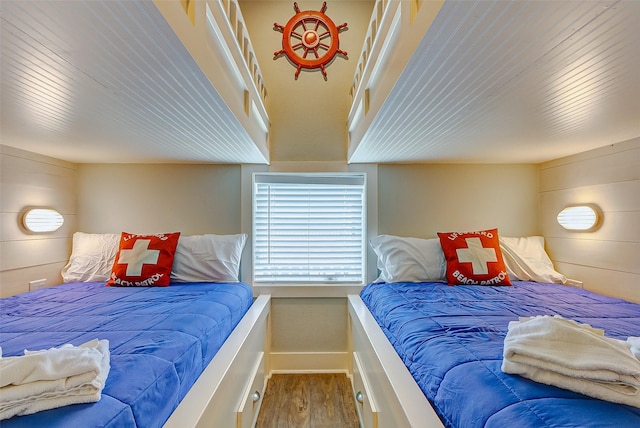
[251,283,365,298]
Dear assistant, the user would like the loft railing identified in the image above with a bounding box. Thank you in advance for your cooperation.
[215,0,267,107]
[347,0,399,156]
[349,0,391,106]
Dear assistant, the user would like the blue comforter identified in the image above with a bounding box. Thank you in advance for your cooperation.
[0,281,253,427]
[360,281,640,427]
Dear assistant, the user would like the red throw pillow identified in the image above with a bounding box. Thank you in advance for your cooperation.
[437,228,511,286]
[107,232,180,287]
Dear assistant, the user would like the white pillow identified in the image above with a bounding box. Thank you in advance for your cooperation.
[370,234,446,283]
[499,236,566,284]
[171,234,247,283]
[61,232,120,283]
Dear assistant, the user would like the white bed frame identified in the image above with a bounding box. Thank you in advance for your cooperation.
[165,292,443,428]
[348,294,445,428]
[164,294,271,428]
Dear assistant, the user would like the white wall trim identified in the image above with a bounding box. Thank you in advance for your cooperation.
[269,351,350,373]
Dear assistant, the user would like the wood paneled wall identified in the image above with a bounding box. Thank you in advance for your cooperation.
[0,146,77,297]
[539,137,640,303]
[3,141,637,307]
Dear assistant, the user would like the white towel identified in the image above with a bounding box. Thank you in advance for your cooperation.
[628,337,640,360]
[0,339,110,420]
[501,315,640,408]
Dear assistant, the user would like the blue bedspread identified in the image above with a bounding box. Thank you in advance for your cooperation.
[0,281,253,427]
[360,281,640,428]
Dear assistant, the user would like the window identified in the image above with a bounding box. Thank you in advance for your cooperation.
[253,173,365,283]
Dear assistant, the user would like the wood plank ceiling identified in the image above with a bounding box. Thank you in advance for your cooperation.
[1,0,639,164]
[348,0,640,163]
[0,0,268,163]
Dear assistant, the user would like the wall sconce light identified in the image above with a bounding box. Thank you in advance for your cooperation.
[557,205,601,231]
[22,208,64,233]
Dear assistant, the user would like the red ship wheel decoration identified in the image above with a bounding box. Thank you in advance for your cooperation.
[274,2,348,80]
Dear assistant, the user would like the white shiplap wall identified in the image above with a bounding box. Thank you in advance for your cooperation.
[0,145,77,297]
[540,137,640,303]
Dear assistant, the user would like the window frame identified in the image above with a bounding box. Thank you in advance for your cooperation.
[252,172,367,285]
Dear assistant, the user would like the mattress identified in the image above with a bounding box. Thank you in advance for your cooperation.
[360,281,640,427]
[0,281,253,427]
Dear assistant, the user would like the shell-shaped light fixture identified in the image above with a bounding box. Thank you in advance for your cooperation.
[556,205,600,231]
[22,208,64,233]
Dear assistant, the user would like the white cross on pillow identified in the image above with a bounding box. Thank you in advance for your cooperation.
[456,237,498,275]
[117,239,160,276]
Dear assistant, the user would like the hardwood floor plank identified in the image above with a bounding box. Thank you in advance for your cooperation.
[256,373,359,428]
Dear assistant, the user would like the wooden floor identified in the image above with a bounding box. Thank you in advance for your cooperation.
[255,373,359,428]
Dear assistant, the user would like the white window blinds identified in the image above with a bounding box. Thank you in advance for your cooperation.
[253,173,365,283]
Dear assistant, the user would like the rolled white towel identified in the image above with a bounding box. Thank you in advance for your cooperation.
[1,339,107,387]
[0,339,110,420]
[502,315,640,408]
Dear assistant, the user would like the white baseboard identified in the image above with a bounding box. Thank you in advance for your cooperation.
[269,351,350,373]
